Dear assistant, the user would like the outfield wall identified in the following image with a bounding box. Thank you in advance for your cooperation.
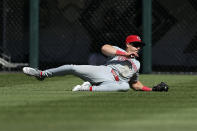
[0,0,197,72]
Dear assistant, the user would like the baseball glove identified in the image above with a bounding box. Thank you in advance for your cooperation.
[152,82,169,92]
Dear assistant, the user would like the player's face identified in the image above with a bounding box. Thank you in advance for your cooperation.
[126,42,142,53]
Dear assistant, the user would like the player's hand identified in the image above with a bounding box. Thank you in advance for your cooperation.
[126,51,139,58]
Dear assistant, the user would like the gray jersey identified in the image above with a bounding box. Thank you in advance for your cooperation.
[106,46,140,82]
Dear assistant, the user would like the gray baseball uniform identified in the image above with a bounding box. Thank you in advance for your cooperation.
[42,46,140,91]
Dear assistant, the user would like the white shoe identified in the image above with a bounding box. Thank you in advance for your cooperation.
[81,81,92,91]
[82,81,91,87]
[23,67,44,80]
[72,85,82,91]
[72,82,92,91]
[23,67,40,76]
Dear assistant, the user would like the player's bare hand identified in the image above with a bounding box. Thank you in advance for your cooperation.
[126,51,139,58]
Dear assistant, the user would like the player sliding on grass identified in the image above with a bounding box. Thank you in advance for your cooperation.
[23,35,169,92]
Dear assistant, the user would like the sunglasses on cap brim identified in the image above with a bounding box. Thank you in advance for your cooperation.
[129,42,145,48]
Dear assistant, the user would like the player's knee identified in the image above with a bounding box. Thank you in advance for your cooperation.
[119,82,130,91]
[121,88,130,92]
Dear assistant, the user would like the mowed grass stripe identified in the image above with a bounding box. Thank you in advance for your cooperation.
[0,73,196,131]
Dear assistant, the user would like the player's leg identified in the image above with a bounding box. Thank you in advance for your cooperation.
[43,65,115,83]
[23,65,114,83]
[72,81,130,92]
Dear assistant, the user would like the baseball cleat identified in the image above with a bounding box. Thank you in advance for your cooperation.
[72,81,92,91]
[72,85,82,91]
[81,81,91,88]
[23,67,45,80]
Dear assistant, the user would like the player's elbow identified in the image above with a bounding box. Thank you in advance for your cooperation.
[101,44,109,52]
[101,44,112,56]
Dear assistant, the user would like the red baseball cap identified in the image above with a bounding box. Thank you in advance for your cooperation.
[125,35,143,44]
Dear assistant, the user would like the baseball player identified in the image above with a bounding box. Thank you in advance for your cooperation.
[23,35,169,92]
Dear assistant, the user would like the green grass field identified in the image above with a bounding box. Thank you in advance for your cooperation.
[0,73,197,131]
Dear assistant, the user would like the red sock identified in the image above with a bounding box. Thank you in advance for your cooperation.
[89,86,92,91]
[141,86,152,91]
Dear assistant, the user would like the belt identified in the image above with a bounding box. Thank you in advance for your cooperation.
[111,69,119,81]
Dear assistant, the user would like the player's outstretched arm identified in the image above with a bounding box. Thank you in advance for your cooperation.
[131,81,152,91]
[131,81,169,92]
[101,44,138,57]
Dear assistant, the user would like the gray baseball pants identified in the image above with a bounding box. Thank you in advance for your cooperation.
[42,65,130,91]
